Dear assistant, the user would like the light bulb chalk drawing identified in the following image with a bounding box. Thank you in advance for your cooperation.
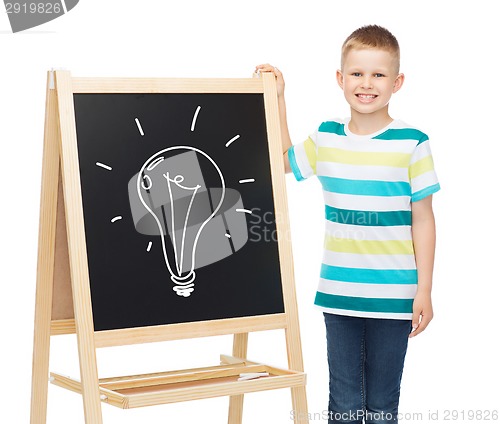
[128,147,249,297]
[138,147,223,297]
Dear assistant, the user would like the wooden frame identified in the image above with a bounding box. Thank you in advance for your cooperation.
[30,70,309,423]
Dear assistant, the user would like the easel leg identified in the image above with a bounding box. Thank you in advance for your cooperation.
[54,70,104,424]
[30,75,61,424]
[285,326,309,424]
[291,386,309,423]
[30,249,55,424]
[30,296,52,424]
[227,333,248,424]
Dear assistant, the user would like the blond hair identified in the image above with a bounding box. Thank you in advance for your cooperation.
[341,25,400,72]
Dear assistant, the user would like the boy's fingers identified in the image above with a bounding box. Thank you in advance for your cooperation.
[409,313,432,338]
[419,314,432,332]
[255,64,272,71]
[255,64,280,75]
[409,312,421,338]
[409,323,421,338]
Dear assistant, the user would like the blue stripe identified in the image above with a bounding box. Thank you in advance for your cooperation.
[325,205,411,226]
[319,121,346,136]
[287,147,305,181]
[315,292,413,314]
[412,183,440,202]
[318,176,411,197]
[320,264,417,285]
[373,128,429,143]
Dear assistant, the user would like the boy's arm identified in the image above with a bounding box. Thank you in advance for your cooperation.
[410,195,436,338]
[255,64,292,173]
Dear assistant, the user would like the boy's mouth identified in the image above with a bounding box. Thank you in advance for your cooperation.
[355,94,378,103]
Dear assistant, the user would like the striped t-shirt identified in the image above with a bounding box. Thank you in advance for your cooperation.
[288,118,440,320]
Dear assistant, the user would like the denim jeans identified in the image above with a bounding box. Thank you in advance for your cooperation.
[324,313,412,424]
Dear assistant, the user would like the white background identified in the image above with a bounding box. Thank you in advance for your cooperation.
[1,1,498,423]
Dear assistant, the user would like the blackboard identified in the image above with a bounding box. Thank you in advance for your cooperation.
[73,93,285,331]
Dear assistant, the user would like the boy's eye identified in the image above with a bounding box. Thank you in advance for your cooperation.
[374,73,385,78]
[352,72,362,77]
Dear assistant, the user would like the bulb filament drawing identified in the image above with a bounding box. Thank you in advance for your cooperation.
[163,172,200,291]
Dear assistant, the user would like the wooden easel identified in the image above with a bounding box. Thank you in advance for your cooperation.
[30,70,309,423]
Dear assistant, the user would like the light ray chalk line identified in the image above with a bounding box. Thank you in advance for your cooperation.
[96,162,112,171]
[147,241,152,252]
[191,106,201,131]
[239,178,255,184]
[225,134,240,148]
[236,208,253,215]
[135,118,145,136]
[111,216,123,223]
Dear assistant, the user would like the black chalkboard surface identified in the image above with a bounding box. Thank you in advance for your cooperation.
[73,93,284,331]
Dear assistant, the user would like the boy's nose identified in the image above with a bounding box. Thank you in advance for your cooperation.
[361,77,373,89]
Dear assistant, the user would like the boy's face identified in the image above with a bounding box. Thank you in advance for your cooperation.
[337,48,404,117]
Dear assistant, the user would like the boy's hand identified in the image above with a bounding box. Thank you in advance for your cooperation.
[255,64,285,97]
[409,290,433,338]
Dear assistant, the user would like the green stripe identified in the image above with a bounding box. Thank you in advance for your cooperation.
[412,183,440,202]
[288,147,305,181]
[318,176,411,197]
[318,147,411,168]
[315,292,413,314]
[320,264,417,284]
[304,137,317,173]
[324,236,414,255]
[319,121,346,136]
[409,155,435,179]
[325,205,411,226]
[373,128,428,143]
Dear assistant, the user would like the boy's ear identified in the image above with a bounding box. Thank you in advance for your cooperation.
[393,73,405,93]
[336,69,344,89]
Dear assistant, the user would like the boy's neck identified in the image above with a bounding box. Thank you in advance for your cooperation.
[348,109,393,135]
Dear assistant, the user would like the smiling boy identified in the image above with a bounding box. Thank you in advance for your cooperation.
[257,25,440,424]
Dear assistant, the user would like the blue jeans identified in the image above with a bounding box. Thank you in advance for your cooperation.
[324,313,412,424]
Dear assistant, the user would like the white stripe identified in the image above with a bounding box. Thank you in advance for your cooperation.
[111,216,122,223]
[308,132,318,145]
[316,305,412,320]
[316,133,416,154]
[410,140,433,164]
[293,144,314,178]
[317,278,417,299]
[316,162,409,182]
[325,221,412,241]
[391,119,416,130]
[239,178,255,184]
[411,171,439,194]
[323,191,410,212]
[322,251,416,270]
